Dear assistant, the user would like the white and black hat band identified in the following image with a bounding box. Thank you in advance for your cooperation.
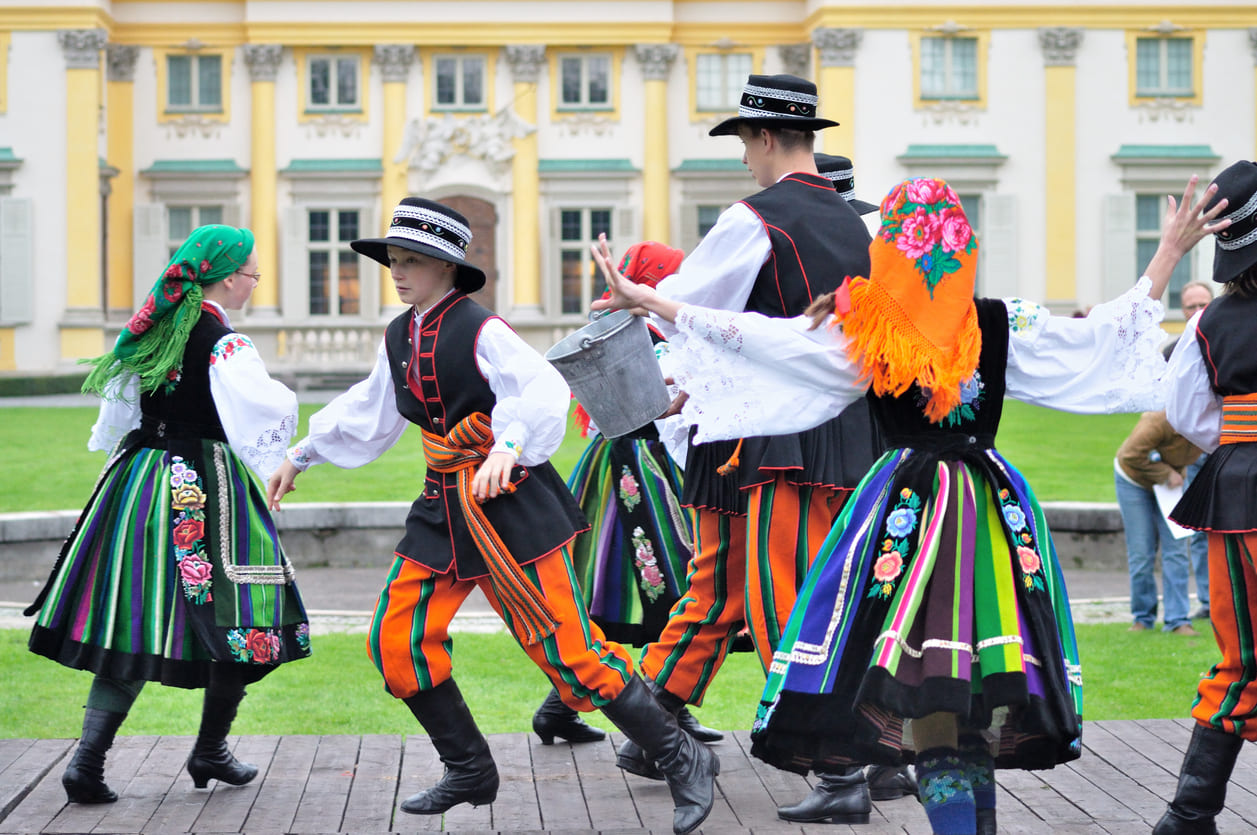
[1217,189,1257,251]
[738,83,819,121]
[388,205,470,261]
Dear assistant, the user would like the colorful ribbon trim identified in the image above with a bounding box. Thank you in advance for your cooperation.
[421,412,560,645]
[1220,393,1257,445]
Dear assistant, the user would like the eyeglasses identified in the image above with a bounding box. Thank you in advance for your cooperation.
[235,269,262,283]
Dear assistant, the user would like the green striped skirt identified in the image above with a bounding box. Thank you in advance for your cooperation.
[28,433,311,688]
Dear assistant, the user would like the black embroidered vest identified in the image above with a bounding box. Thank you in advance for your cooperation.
[383,293,587,577]
[138,307,229,442]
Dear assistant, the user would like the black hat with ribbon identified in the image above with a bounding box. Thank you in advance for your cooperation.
[1206,161,1257,283]
[815,153,878,215]
[709,74,839,137]
[351,197,486,293]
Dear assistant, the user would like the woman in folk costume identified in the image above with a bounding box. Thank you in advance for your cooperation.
[1158,160,1257,835]
[268,198,718,835]
[27,225,311,803]
[592,175,1225,835]
[532,241,719,746]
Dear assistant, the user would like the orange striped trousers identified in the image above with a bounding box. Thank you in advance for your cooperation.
[1192,531,1257,739]
[367,546,633,708]
[640,474,845,704]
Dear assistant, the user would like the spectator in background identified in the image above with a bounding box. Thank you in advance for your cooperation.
[1176,281,1215,620]
[1114,410,1202,635]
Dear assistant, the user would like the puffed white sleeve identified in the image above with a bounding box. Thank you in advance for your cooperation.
[87,373,141,452]
[475,318,570,466]
[1004,275,1168,414]
[669,306,866,443]
[1165,315,1221,452]
[286,338,409,471]
[207,333,299,481]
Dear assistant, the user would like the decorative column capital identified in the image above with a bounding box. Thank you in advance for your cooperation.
[1249,28,1257,64]
[105,44,139,82]
[243,44,283,82]
[58,29,107,70]
[812,28,861,68]
[1039,27,1084,67]
[778,43,812,78]
[373,44,416,83]
[634,43,679,81]
[505,45,546,84]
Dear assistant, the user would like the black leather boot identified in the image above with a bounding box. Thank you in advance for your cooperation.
[532,686,607,745]
[399,678,499,814]
[62,708,127,804]
[186,678,258,789]
[776,767,871,824]
[867,763,919,801]
[1153,723,1244,834]
[601,675,720,835]
[615,677,721,780]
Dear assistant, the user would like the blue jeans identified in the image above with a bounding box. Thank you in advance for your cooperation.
[1185,457,1209,609]
[1114,473,1192,630]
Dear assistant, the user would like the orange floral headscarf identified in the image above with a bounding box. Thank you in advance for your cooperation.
[833,178,981,423]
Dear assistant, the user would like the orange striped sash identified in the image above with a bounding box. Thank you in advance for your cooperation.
[421,412,560,645]
[1221,394,1257,445]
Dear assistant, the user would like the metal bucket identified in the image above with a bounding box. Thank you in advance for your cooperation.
[544,310,671,438]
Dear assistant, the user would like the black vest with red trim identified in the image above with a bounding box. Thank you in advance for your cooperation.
[138,306,229,442]
[382,292,587,577]
[682,172,883,515]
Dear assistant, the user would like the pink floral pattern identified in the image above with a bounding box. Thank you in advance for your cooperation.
[631,526,666,602]
[869,487,921,601]
[879,178,978,298]
[998,487,1045,592]
[226,627,282,663]
[618,467,641,511]
[170,456,212,604]
[210,335,252,365]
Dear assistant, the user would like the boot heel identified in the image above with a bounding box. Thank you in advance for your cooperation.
[536,732,556,745]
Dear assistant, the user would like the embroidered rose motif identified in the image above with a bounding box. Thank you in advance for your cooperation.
[179,556,212,586]
[874,551,903,583]
[619,467,642,511]
[172,484,207,511]
[1017,546,1041,575]
[886,507,917,538]
[172,518,205,549]
[1002,504,1027,532]
[246,630,276,663]
[126,295,157,335]
[161,281,184,303]
[940,206,973,253]
[199,259,211,275]
[878,178,978,297]
[210,335,253,365]
[631,526,666,602]
[165,264,184,281]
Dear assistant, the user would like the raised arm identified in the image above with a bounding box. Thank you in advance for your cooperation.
[590,235,683,322]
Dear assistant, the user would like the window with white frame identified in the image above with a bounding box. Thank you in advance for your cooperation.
[1136,194,1192,309]
[434,55,486,110]
[1135,37,1193,98]
[558,208,612,314]
[167,54,222,111]
[167,205,223,258]
[696,53,752,111]
[307,209,362,316]
[920,36,978,100]
[307,55,360,110]
[559,54,611,109]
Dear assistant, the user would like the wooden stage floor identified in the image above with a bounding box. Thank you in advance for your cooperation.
[4,719,1257,834]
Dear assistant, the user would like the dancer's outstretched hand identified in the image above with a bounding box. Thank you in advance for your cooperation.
[590,234,657,318]
[1142,175,1232,301]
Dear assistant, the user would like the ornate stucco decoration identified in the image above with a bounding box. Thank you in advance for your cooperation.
[1038,27,1083,66]
[396,107,537,176]
[303,113,366,139]
[778,43,811,78]
[165,114,225,141]
[919,100,982,127]
[373,44,416,83]
[812,28,861,67]
[555,112,616,138]
[505,45,546,84]
[58,29,107,70]
[634,44,678,81]
[243,44,283,83]
[1133,99,1196,124]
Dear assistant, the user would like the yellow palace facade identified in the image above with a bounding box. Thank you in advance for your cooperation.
[0,1,1255,377]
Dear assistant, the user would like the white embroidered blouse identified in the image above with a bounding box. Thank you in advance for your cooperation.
[88,300,299,481]
[287,294,570,473]
[668,276,1169,445]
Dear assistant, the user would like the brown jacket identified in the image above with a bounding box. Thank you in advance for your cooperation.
[1115,410,1203,490]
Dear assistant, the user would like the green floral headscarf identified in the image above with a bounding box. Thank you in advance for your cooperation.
[82,224,255,397]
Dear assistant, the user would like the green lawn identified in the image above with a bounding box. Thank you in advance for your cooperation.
[0,621,1219,738]
[0,400,1136,513]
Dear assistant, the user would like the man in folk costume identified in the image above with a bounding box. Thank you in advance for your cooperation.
[267,199,717,835]
[614,74,914,822]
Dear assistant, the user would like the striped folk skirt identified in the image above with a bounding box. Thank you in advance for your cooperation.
[750,446,1083,774]
[566,432,693,646]
[28,433,311,688]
